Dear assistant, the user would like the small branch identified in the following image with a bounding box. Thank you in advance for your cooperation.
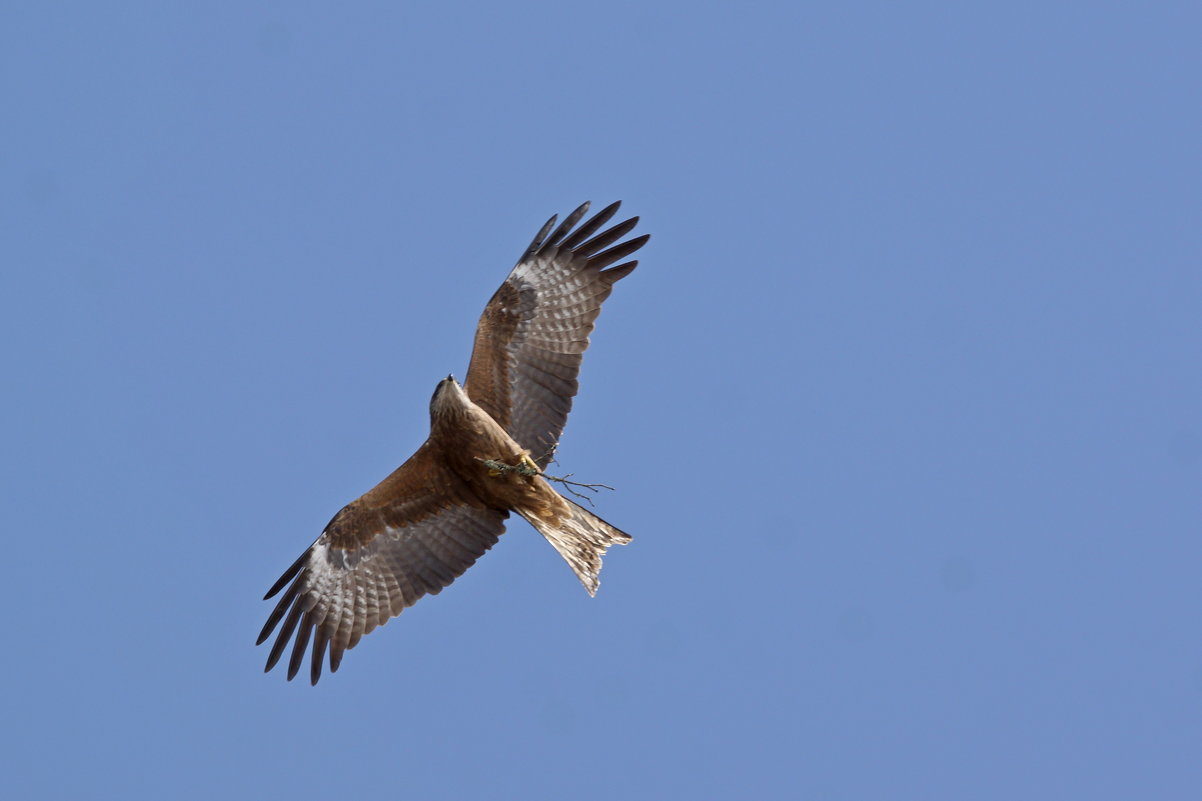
[474,457,615,507]
[544,473,615,506]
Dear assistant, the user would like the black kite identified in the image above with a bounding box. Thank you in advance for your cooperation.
[257,201,648,684]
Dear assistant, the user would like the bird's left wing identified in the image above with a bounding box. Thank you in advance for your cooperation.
[257,443,507,684]
[464,201,648,467]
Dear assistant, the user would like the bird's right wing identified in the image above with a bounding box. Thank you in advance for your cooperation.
[257,443,508,684]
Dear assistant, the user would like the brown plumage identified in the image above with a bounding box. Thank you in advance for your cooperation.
[258,201,648,684]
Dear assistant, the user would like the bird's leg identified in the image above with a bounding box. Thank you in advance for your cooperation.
[518,452,541,474]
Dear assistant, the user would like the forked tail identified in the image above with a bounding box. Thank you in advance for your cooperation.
[519,499,631,596]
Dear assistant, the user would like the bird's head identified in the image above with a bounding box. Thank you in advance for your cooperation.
[429,374,469,420]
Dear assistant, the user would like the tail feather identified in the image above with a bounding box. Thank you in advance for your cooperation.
[520,499,631,596]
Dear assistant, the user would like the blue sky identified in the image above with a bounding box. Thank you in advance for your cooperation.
[3,2,1199,798]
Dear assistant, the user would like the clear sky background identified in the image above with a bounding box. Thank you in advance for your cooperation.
[3,2,1199,799]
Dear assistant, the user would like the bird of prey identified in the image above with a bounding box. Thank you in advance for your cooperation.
[258,201,648,684]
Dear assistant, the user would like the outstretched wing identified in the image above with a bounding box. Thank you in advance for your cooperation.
[257,444,507,684]
[464,201,648,468]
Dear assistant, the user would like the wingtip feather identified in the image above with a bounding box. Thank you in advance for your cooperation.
[287,611,314,681]
[264,599,305,673]
[589,233,650,271]
[264,551,308,600]
[520,214,558,262]
[561,201,622,250]
[544,202,591,248]
[311,629,329,686]
[602,260,639,281]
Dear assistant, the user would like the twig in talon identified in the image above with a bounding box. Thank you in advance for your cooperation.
[476,457,541,477]
[474,457,615,507]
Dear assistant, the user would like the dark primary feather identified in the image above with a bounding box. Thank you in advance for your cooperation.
[561,201,621,250]
[465,201,648,467]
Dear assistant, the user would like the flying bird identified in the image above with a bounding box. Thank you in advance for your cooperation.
[258,201,648,684]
